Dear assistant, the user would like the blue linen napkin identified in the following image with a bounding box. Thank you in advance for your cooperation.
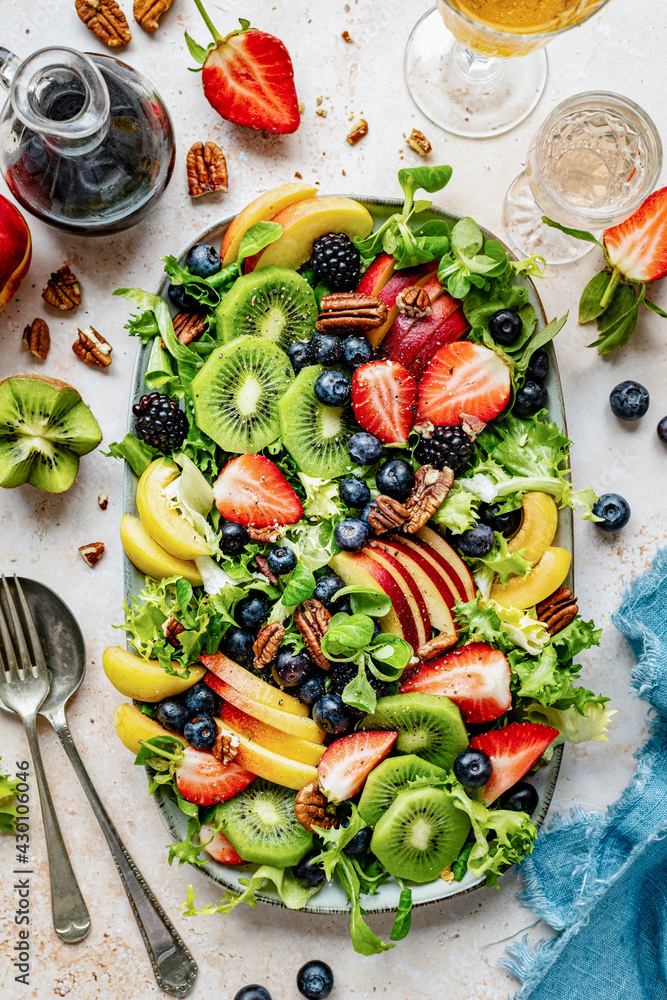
[504,547,667,1000]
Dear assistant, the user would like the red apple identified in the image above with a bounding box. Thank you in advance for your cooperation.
[0,195,31,312]
[409,306,471,381]
[368,264,439,348]
[363,546,430,646]
[385,534,463,613]
[356,252,395,295]
[329,550,420,649]
[414,526,476,601]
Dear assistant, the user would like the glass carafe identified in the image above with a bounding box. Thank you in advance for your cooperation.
[0,46,175,235]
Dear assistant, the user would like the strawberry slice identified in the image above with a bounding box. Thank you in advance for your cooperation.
[317,731,397,804]
[469,722,559,805]
[188,2,299,134]
[416,341,511,426]
[399,643,511,724]
[213,454,304,528]
[200,823,247,865]
[604,185,667,282]
[351,360,418,444]
[409,307,470,381]
[175,746,256,807]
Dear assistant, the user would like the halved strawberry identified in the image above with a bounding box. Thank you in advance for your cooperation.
[399,643,511,724]
[317,731,397,804]
[200,823,247,865]
[175,746,256,807]
[469,722,559,805]
[416,341,511,426]
[213,454,303,528]
[409,306,470,381]
[604,185,667,282]
[187,3,299,134]
[351,360,418,444]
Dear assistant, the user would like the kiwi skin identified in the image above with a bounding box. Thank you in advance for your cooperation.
[213,779,314,868]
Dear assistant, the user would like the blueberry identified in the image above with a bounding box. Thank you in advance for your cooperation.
[272,648,312,687]
[342,335,373,369]
[339,476,371,508]
[375,459,415,501]
[233,987,272,1000]
[267,546,297,576]
[514,379,547,417]
[184,680,221,718]
[453,748,493,787]
[219,521,250,556]
[221,627,256,668]
[457,523,495,558]
[293,848,328,888]
[311,332,343,365]
[313,571,344,607]
[287,340,315,375]
[332,596,352,615]
[500,781,539,814]
[489,309,522,345]
[334,517,369,552]
[312,694,352,734]
[479,502,521,536]
[527,348,550,382]
[592,493,630,532]
[359,502,375,531]
[314,370,350,407]
[609,379,649,420]
[298,674,327,706]
[348,431,383,465]
[186,242,221,278]
[343,826,373,855]
[168,282,201,312]
[183,713,217,750]
[658,416,667,445]
[236,594,270,632]
[297,960,334,1000]
[156,698,189,734]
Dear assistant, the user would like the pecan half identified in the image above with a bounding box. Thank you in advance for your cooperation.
[22,318,50,360]
[98,493,109,510]
[416,631,457,660]
[163,616,185,649]
[295,780,338,832]
[368,495,410,535]
[75,0,131,46]
[293,599,331,671]
[248,524,283,543]
[403,466,454,534]
[253,622,285,669]
[134,0,173,31]
[73,327,113,368]
[42,265,81,310]
[173,311,207,346]
[212,725,240,767]
[316,293,388,334]
[187,141,228,197]
[407,129,432,156]
[254,554,278,586]
[347,119,368,145]
[396,285,432,319]
[78,542,105,567]
[536,587,578,635]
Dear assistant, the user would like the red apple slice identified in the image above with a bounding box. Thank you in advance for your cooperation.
[415,526,476,601]
[369,264,439,348]
[219,703,325,766]
[386,534,463,613]
[382,292,461,371]
[206,677,325,744]
[356,252,395,295]
[329,550,419,649]
[409,306,471,381]
[201,652,309,716]
[363,546,429,647]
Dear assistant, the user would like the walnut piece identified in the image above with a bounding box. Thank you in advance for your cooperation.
[98,493,109,510]
[162,616,185,649]
[42,265,81,310]
[22,318,50,360]
[295,780,338,832]
[187,141,228,197]
[78,542,105,567]
[293,599,331,671]
[134,0,173,31]
[254,554,278,586]
[75,0,131,46]
[403,466,454,534]
[212,726,240,767]
[316,293,388,334]
[440,865,455,883]
[341,30,353,42]
[460,413,486,441]
[248,524,283,543]
[73,327,113,368]
[253,622,285,669]
[346,119,368,145]
[407,129,432,156]
[367,495,410,535]
[416,631,457,660]
[396,285,432,319]
[536,587,578,635]
[173,311,207,346]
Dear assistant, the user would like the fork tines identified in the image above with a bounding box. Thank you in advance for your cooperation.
[0,576,48,681]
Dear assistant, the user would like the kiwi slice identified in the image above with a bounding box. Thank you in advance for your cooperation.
[278,365,356,478]
[358,754,449,827]
[0,374,102,493]
[214,778,313,867]
[371,785,471,883]
[216,266,318,350]
[192,335,293,453]
[359,693,468,771]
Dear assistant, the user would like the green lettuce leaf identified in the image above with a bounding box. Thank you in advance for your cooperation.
[102,433,159,477]
[467,531,534,589]
[430,483,479,533]
[181,865,320,917]
[522,700,616,759]
[298,473,343,519]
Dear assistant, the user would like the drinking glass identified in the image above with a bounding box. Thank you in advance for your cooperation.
[405,0,609,138]
[503,92,663,264]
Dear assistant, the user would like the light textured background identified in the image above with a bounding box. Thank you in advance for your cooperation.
[0,0,666,997]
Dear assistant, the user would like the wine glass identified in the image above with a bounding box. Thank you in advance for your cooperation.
[503,92,663,264]
[404,0,610,139]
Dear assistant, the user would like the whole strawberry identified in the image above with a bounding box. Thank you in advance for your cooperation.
[185,1,300,134]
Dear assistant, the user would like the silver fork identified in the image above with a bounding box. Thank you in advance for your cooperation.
[0,576,91,943]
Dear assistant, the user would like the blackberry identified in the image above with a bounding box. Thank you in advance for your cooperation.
[414,426,473,474]
[310,233,361,291]
[132,392,188,452]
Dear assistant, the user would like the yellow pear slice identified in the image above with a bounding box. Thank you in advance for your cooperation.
[120,513,203,586]
[103,645,205,702]
[137,458,209,561]
[113,702,187,756]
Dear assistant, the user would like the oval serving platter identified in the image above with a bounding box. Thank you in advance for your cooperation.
[123,196,568,915]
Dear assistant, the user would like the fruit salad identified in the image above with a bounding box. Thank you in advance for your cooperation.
[105,166,613,955]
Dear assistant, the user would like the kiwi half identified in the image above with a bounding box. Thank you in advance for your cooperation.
[213,778,313,867]
[278,365,356,478]
[358,754,449,828]
[0,374,102,493]
[192,335,293,453]
[371,785,471,883]
[359,693,468,771]
[216,266,318,350]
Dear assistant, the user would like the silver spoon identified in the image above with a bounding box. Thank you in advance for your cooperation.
[0,578,198,998]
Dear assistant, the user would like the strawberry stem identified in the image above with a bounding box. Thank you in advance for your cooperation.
[599,268,621,311]
[192,0,223,43]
